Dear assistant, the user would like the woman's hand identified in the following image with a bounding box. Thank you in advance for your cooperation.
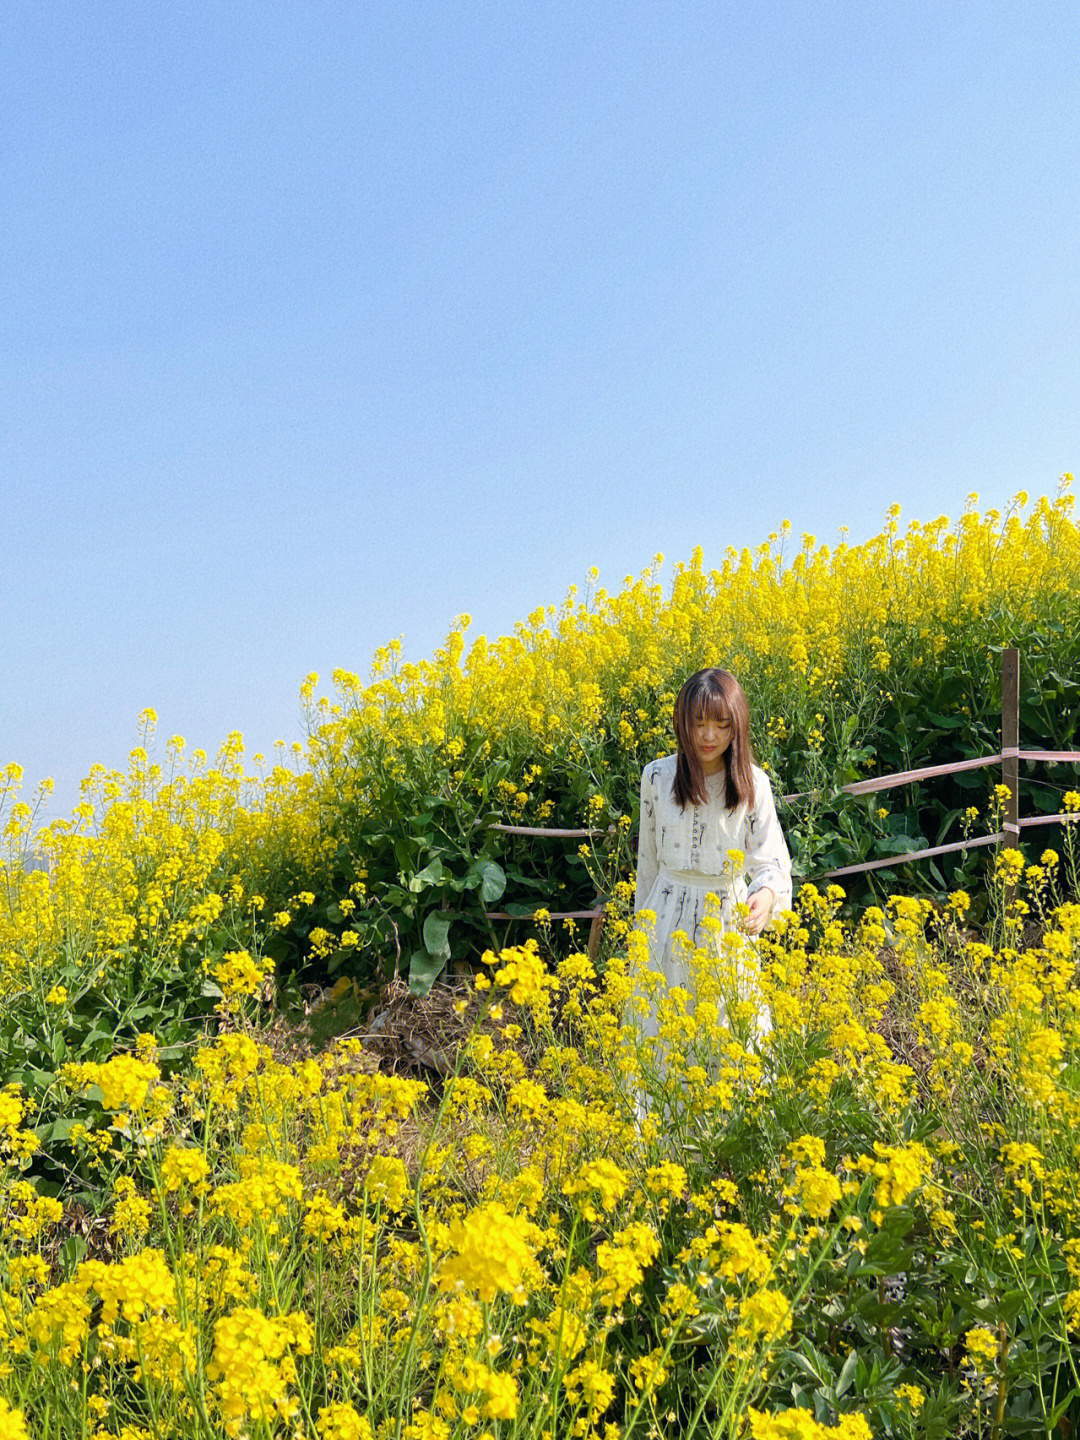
[745,887,775,936]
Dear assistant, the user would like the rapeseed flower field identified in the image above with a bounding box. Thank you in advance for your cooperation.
[4,862,1080,1437]
[1,487,1080,1435]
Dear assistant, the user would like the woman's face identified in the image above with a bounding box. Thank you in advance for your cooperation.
[688,709,732,772]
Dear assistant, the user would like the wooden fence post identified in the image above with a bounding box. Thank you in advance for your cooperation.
[586,911,605,963]
[1001,648,1020,846]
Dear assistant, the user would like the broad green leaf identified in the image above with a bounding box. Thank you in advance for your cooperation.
[422,911,453,960]
[44,1115,81,1142]
[924,710,968,729]
[1032,787,1064,812]
[83,1026,118,1050]
[874,833,925,856]
[408,948,445,998]
[408,858,445,893]
[476,860,507,904]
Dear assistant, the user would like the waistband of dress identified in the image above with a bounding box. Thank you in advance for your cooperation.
[659,867,734,888]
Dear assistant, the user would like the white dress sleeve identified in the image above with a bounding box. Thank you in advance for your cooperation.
[634,763,660,913]
[743,769,793,918]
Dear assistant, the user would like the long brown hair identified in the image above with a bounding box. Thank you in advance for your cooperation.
[672,669,757,811]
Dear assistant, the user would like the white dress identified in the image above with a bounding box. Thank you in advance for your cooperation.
[633,753,792,1040]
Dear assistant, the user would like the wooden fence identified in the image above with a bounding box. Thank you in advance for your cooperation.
[485,648,1080,957]
[786,650,1080,878]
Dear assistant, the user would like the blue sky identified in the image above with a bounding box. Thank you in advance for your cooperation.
[3,0,1079,819]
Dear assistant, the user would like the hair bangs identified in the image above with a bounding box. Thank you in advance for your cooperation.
[691,691,733,727]
[684,676,732,727]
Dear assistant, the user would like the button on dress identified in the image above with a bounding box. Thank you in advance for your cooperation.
[632,752,792,1041]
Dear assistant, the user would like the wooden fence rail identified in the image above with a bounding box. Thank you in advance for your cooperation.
[781,751,1080,806]
[484,647,1080,952]
[805,650,1080,877]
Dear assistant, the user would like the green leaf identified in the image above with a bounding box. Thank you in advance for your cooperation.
[933,807,964,844]
[408,858,445,893]
[924,710,969,729]
[60,1235,88,1275]
[502,868,551,891]
[952,767,985,790]
[1031,787,1064,812]
[422,912,453,960]
[475,860,507,904]
[201,978,224,999]
[326,949,349,975]
[982,1289,1028,1327]
[408,948,445,998]
[83,1026,118,1050]
[127,1004,162,1022]
[43,1116,82,1142]
[874,833,925,856]
[835,1349,859,1397]
[1049,1388,1080,1428]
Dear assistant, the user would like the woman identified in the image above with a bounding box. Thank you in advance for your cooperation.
[633,667,792,1041]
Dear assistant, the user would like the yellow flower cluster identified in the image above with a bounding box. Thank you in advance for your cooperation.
[437,1202,543,1305]
[748,1409,872,1439]
[160,1145,211,1194]
[562,1158,631,1221]
[206,1307,313,1430]
[869,1141,933,1212]
[211,948,268,1000]
[0,1399,28,1440]
[65,1054,162,1113]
